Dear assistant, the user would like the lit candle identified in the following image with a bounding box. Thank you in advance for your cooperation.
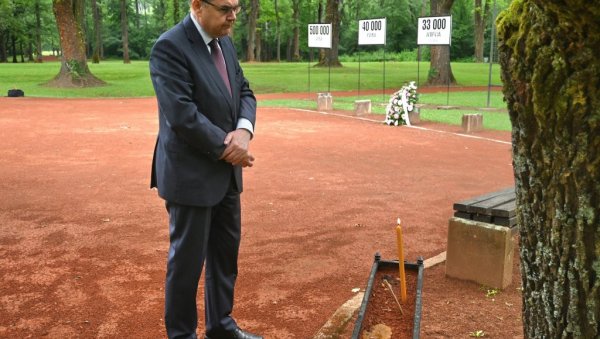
[396,218,407,303]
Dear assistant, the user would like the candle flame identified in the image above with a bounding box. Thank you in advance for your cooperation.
[397,218,401,225]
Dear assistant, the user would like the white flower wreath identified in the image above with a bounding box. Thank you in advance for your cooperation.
[384,81,418,126]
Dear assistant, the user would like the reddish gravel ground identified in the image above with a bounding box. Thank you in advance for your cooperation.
[0,93,523,338]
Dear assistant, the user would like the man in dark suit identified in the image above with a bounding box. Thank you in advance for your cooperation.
[149,0,262,338]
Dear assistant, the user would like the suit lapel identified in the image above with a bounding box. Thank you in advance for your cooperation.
[182,15,234,112]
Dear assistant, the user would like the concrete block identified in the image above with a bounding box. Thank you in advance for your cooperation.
[408,111,420,124]
[445,217,514,289]
[353,100,371,116]
[317,93,333,111]
[462,113,483,133]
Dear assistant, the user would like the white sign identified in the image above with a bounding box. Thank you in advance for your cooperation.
[358,18,387,45]
[417,16,452,45]
[308,24,332,49]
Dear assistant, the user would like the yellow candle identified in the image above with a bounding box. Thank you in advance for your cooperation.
[396,218,408,303]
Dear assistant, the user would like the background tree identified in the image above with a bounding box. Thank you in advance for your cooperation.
[50,0,104,86]
[426,0,456,85]
[34,0,43,62]
[0,0,10,62]
[291,0,300,61]
[498,0,600,337]
[120,0,130,63]
[153,0,167,34]
[273,0,280,62]
[316,0,341,67]
[1,0,511,78]
[90,0,102,63]
[6,0,28,63]
[246,0,258,61]
[473,0,489,62]
[449,0,474,60]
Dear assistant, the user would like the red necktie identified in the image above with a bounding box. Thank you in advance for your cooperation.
[209,39,232,96]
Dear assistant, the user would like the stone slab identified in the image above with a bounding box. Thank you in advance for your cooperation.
[353,100,371,116]
[461,113,484,133]
[313,292,364,339]
[445,217,514,289]
[317,93,333,111]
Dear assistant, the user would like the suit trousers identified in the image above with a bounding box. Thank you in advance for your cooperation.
[164,180,241,339]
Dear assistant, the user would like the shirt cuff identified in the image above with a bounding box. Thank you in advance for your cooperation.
[236,118,254,138]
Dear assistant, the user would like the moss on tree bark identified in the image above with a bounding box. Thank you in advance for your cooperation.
[498,0,600,337]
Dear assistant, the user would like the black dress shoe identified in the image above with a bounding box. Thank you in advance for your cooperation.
[204,327,263,339]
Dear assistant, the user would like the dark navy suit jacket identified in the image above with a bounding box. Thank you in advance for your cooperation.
[149,15,256,207]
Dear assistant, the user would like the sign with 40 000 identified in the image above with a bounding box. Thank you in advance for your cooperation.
[358,18,387,46]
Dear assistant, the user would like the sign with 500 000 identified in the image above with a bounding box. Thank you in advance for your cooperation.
[308,24,332,49]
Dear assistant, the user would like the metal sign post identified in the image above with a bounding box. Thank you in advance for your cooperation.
[487,0,498,108]
[417,15,453,105]
[307,23,333,94]
[358,18,387,101]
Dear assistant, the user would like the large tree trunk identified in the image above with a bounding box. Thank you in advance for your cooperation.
[11,34,17,63]
[246,0,259,62]
[50,0,104,87]
[255,28,261,62]
[120,0,130,63]
[316,0,341,67]
[155,0,167,33]
[473,0,490,63]
[34,0,43,63]
[134,0,140,28]
[498,1,600,337]
[274,0,280,62]
[0,32,7,62]
[91,0,102,63]
[426,0,456,85]
[291,0,300,61]
[25,40,33,62]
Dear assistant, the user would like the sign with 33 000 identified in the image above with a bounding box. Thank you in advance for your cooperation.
[417,16,452,45]
[308,24,332,49]
[358,18,387,46]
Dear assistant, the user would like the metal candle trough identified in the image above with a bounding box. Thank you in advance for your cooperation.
[352,253,424,339]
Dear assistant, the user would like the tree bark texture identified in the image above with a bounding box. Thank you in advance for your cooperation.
[51,0,104,87]
[246,0,259,62]
[11,34,17,63]
[498,1,600,337]
[0,33,7,62]
[426,0,456,85]
[255,28,261,62]
[121,0,130,63]
[274,0,280,62]
[291,0,300,62]
[155,0,167,33]
[473,0,490,63]
[34,0,43,62]
[91,0,102,63]
[316,0,341,67]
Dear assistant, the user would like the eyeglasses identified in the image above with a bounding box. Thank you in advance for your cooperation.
[202,0,242,15]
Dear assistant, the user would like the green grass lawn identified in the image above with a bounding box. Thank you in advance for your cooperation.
[0,60,510,131]
[0,60,502,97]
[0,61,154,98]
